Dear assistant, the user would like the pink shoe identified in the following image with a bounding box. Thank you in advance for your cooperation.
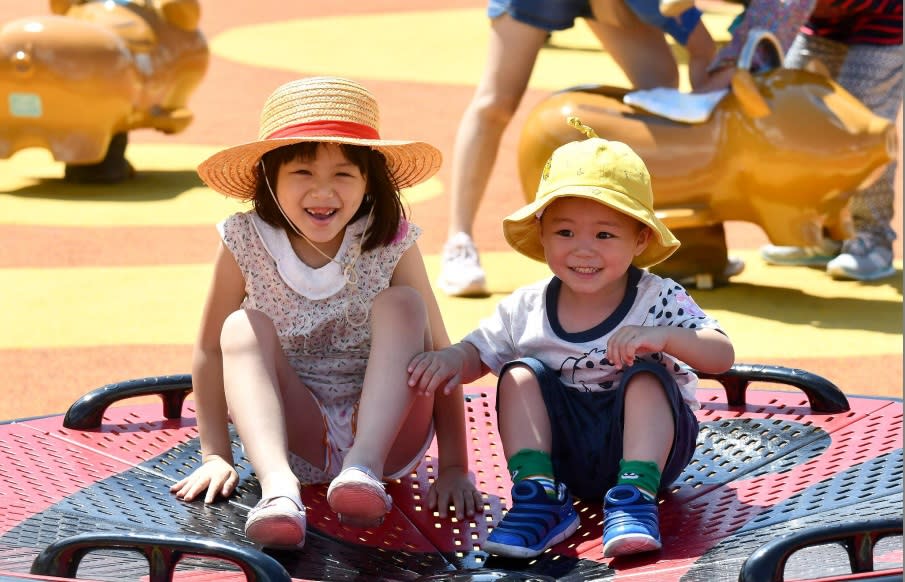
[326,465,392,527]
[244,496,306,549]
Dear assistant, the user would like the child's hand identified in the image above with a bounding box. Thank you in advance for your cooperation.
[170,455,239,504]
[606,325,670,369]
[427,468,484,520]
[407,349,462,396]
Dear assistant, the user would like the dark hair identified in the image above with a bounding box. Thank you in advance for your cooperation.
[253,142,406,252]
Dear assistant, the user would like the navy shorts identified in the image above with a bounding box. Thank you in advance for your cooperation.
[488,0,701,45]
[488,0,593,32]
[496,358,699,500]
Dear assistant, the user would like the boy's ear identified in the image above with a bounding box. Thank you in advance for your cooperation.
[635,226,652,256]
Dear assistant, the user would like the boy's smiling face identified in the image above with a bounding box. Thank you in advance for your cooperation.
[539,197,651,296]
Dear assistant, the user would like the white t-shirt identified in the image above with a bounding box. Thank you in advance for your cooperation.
[463,267,726,409]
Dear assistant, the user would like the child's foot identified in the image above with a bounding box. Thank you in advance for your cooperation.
[326,465,392,527]
[602,484,661,557]
[245,496,306,549]
[483,480,580,559]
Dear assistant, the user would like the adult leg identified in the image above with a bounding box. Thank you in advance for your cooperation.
[825,42,903,280]
[587,0,680,89]
[761,35,848,266]
[440,14,548,296]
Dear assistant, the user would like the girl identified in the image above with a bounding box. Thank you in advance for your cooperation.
[170,76,482,549]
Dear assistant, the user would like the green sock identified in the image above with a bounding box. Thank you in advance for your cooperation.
[508,448,557,499]
[617,459,661,501]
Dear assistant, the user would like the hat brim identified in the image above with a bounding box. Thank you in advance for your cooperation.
[503,186,680,268]
[197,136,442,199]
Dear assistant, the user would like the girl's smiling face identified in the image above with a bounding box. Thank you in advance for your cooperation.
[275,143,367,253]
[539,196,651,295]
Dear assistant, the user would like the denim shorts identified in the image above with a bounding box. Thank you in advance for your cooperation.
[496,358,699,500]
[488,0,701,44]
[488,0,593,32]
[623,0,702,45]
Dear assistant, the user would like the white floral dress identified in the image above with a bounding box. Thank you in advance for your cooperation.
[218,211,423,482]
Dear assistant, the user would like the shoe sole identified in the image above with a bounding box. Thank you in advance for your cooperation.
[603,532,661,557]
[327,482,391,527]
[827,265,896,281]
[483,513,580,559]
[761,254,834,267]
[438,279,489,298]
[245,515,305,549]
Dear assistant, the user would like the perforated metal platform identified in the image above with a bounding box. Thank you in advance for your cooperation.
[0,365,901,581]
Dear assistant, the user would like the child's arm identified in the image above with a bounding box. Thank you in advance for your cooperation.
[170,243,247,503]
[392,244,484,518]
[607,325,735,374]
[408,341,488,396]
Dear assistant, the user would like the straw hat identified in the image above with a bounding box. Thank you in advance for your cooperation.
[198,77,442,199]
[503,117,680,268]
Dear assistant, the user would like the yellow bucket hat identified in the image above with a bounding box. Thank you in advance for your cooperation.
[503,117,680,268]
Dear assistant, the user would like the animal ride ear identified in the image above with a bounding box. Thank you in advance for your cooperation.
[49,0,74,15]
[731,69,770,119]
[160,0,201,32]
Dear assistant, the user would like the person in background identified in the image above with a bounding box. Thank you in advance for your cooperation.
[438,0,717,296]
[698,0,903,281]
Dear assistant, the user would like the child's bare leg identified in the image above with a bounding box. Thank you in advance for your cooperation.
[342,286,434,476]
[622,372,675,470]
[327,287,434,524]
[604,371,675,557]
[497,363,551,456]
[220,309,325,501]
[484,362,579,559]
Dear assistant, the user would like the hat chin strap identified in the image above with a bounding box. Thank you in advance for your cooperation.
[259,160,373,287]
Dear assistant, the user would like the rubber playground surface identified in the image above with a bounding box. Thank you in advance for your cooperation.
[0,0,902,422]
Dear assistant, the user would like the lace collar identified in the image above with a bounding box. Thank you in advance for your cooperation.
[250,214,366,300]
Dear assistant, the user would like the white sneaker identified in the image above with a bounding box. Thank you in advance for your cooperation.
[826,235,895,281]
[438,232,488,297]
[760,239,842,267]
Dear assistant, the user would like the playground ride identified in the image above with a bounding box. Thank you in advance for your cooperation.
[517,31,897,288]
[0,364,900,581]
[0,0,208,183]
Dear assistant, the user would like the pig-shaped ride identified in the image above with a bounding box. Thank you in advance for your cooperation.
[517,30,897,287]
[0,0,208,183]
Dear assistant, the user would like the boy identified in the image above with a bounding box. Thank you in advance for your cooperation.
[409,118,734,558]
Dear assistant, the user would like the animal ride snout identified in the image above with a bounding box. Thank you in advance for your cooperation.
[0,0,209,183]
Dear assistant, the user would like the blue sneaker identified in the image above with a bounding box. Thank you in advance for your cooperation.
[483,479,580,558]
[602,484,661,557]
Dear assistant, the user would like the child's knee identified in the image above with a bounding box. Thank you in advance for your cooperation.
[622,366,672,405]
[220,309,275,351]
[372,286,426,325]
